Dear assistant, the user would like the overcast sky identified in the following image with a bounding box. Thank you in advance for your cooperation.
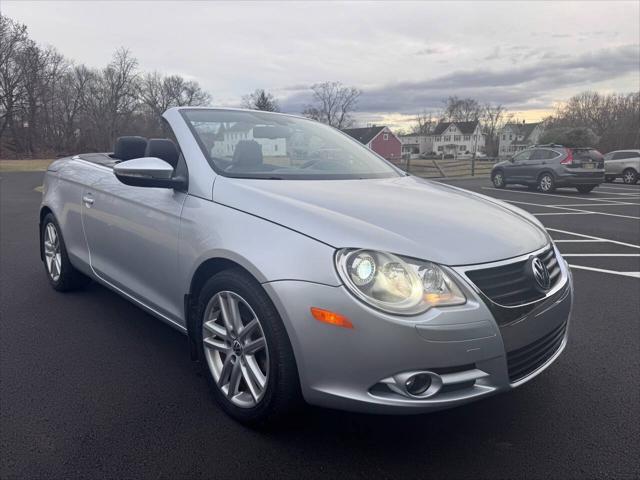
[3,1,639,129]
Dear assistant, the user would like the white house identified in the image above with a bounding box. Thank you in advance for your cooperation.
[400,133,433,158]
[430,121,485,158]
[210,123,287,158]
[499,122,544,157]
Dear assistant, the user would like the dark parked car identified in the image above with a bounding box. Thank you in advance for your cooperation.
[491,145,604,193]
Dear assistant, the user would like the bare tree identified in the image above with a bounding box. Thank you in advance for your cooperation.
[545,91,639,151]
[481,103,511,157]
[410,111,436,135]
[443,96,482,122]
[302,81,361,129]
[242,89,279,111]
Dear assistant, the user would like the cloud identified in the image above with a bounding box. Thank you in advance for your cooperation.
[280,44,640,115]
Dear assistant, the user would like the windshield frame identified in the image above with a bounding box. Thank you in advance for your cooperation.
[179,108,405,180]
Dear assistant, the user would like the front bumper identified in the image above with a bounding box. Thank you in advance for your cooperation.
[263,248,573,414]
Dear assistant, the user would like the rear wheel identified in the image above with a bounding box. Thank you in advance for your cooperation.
[623,168,638,184]
[538,173,555,193]
[576,185,596,194]
[41,213,90,291]
[196,269,301,426]
[492,170,506,188]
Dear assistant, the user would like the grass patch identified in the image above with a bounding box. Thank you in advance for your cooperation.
[0,159,53,172]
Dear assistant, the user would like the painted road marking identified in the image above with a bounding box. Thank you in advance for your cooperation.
[502,199,640,220]
[547,228,640,249]
[568,265,640,279]
[562,253,640,257]
[482,187,640,203]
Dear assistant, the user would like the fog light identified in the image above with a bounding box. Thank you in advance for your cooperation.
[405,373,431,396]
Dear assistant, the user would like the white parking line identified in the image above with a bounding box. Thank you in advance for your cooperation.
[598,185,640,191]
[503,199,640,220]
[533,212,592,216]
[568,265,640,279]
[547,228,640,249]
[553,239,606,243]
[563,253,640,257]
[482,187,639,203]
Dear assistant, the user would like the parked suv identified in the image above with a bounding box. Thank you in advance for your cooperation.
[491,145,604,193]
[603,150,640,184]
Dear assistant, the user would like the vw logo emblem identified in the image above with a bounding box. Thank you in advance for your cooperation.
[531,257,551,290]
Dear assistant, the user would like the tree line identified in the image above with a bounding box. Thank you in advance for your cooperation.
[1,13,637,159]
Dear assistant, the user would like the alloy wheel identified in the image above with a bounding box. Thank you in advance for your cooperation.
[540,175,552,192]
[202,291,270,408]
[43,222,62,282]
[493,173,504,188]
[623,170,636,184]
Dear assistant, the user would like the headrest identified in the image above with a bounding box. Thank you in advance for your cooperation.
[232,140,263,169]
[145,138,179,168]
[113,136,147,161]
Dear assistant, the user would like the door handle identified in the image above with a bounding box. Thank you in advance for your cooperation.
[82,194,94,207]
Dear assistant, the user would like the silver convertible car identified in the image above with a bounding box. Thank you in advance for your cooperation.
[40,108,573,425]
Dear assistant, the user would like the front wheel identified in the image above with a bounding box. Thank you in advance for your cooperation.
[576,185,596,194]
[623,168,638,184]
[41,213,90,291]
[492,170,506,188]
[538,173,555,193]
[196,269,301,426]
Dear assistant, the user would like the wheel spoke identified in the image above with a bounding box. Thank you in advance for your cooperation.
[238,318,259,341]
[218,293,236,336]
[244,336,266,355]
[226,361,242,398]
[203,319,228,341]
[217,354,234,386]
[55,254,62,275]
[227,294,243,334]
[245,355,267,389]
[203,336,228,352]
[240,361,261,401]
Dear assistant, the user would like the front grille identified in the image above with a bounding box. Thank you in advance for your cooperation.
[466,247,561,306]
[506,321,567,382]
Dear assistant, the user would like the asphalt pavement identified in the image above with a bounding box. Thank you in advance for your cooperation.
[1,172,639,479]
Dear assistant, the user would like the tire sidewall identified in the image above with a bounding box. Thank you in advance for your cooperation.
[623,169,638,184]
[41,213,68,290]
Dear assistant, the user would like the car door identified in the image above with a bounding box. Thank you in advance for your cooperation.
[81,161,187,322]
[527,148,559,179]
[505,150,534,182]
[607,151,631,175]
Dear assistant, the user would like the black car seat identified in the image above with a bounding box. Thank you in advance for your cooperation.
[112,136,147,161]
[145,138,180,169]
[230,140,263,171]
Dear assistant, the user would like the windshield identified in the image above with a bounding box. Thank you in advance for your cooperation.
[180,109,402,180]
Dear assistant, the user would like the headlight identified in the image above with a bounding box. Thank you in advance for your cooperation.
[335,249,466,315]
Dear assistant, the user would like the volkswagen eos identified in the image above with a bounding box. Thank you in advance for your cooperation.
[39,108,573,425]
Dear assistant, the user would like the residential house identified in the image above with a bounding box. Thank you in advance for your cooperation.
[342,126,402,161]
[400,133,433,158]
[210,123,287,158]
[499,122,544,157]
[430,121,485,158]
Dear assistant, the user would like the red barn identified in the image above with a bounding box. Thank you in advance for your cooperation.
[342,126,402,161]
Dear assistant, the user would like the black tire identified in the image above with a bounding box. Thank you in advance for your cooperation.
[41,213,91,291]
[538,172,555,193]
[576,185,596,194]
[491,170,506,188]
[195,269,302,427]
[622,168,638,184]
[605,175,615,183]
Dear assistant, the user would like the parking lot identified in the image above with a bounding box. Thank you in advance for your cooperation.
[1,171,639,479]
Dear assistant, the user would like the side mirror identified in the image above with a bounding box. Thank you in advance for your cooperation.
[114,157,186,189]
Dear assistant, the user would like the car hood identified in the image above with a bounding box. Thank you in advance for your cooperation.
[212,175,548,265]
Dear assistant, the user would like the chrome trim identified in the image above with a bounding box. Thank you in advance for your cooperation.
[453,244,568,309]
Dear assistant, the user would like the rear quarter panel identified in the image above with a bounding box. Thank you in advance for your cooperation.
[42,158,103,274]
